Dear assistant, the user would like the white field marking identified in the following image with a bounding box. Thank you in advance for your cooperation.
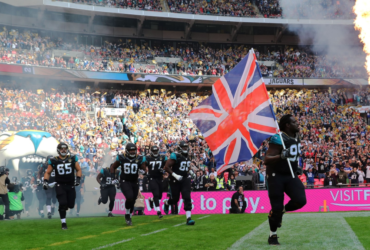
[198,215,210,220]
[173,222,186,227]
[141,228,168,236]
[92,238,134,250]
[228,212,369,250]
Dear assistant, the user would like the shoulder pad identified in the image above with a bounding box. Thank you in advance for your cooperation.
[269,134,282,145]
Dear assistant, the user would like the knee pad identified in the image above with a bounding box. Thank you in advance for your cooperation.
[268,210,283,224]
[184,200,192,211]
[59,205,68,212]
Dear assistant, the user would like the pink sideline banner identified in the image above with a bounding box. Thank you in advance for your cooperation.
[113,188,370,215]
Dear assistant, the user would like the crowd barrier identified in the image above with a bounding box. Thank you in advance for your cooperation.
[113,187,370,215]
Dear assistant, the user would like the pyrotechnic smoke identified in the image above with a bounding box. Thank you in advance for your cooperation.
[354,0,370,83]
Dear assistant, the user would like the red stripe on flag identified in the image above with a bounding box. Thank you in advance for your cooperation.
[189,108,223,118]
[224,138,236,166]
[240,57,256,96]
[213,78,232,112]
[248,123,276,134]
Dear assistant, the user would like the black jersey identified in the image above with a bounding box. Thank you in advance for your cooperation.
[143,155,167,179]
[99,167,118,186]
[267,133,301,175]
[169,153,191,178]
[116,154,142,182]
[48,154,79,185]
[41,163,56,183]
[21,176,33,190]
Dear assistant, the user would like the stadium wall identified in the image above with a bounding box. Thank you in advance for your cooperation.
[113,188,370,215]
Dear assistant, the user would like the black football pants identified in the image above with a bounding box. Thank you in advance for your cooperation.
[45,187,57,206]
[169,177,192,212]
[266,172,306,231]
[56,184,76,219]
[149,178,163,207]
[101,185,117,211]
[120,181,139,213]
[35,187,46,212]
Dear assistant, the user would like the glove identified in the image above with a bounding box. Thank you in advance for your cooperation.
[281,149,293,160]
[37,179,42,185]
[116,182,120,189]
[112,179,119,185]
[296,166,303,175]
[75,177,81,186]
[139,169,146,175]
[43,180,49,190]
[189,170,196,179]
[172,173,183,181]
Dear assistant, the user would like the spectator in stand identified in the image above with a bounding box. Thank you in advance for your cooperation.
[304,168,315,188]
[337,167,348,186]
[205,174,217,191]
[349,167,359,186]
[324,171,337,187]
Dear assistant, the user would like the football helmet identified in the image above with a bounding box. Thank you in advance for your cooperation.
[151,145,159,158]
[126,143,137,159]
[178,141,189,156]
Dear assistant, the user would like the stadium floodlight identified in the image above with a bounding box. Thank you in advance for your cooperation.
[26,158,31,163]
[31,158,35,163]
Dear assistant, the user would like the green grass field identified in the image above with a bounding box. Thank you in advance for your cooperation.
[1,212,370,250]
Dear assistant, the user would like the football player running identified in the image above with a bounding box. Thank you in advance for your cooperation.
[142,145,167,218]
[110,143,146,226]
[38,156,57,219]
[97,164,120,217]
[164,141,195,225]
[44,143,82,230]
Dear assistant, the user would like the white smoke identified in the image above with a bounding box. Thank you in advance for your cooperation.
[279,0,367,71]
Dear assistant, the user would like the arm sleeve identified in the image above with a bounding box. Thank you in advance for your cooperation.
[269,134,282,145]
[116,155,120,163]
[164,156,168,161]
[48,159,52,165]
[170,153,177,161]
[100,169,105,176]
[75,155,79,162]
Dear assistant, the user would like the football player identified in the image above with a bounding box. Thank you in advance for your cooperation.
[110,143,146,226]
[97,165,119,217]
[38,156,57,219]
[34,166,46,218]
[21,169,34,217]
[142,145,166,218]
[43,143,82,230]
[164,141,195,225]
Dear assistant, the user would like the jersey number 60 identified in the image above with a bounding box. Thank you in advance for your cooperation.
[123,163,138,174]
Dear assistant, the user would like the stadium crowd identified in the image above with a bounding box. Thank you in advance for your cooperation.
[58,0,163,11]
[0,28,366,78]
[0,83,370,190]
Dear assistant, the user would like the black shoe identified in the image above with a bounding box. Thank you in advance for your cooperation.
[125,215,132,226]
[268,235,280,245]
[149,198,154,209]
[98,197,102,205]
[41,213,44,218]
[186,218,195,225]
[108,213,114,217]
[47,212,52,219]
[62,223,68,230]
[157,211,163,219]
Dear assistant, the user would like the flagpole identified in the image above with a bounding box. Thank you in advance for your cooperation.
[250,48,295,179]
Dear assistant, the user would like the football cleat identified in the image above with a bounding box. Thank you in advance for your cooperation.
[108,213,114,217]
[157,211,163,219]
[186,218,195,225]
[98,197,102,205]
[62,223,68,230]
[149,198,154,209]
[268,235,280,245]
[47,212,52,219]
[125,215,132,226]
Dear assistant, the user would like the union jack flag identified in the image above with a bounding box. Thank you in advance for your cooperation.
[189,50,278,174]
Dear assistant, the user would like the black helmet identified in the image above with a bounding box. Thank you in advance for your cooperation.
[57,143,69,157]
[125,143,137,159]
[178,141,189,156]
[151,145,159,158]
[26,169,32,176]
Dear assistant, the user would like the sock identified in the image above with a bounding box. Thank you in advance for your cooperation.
[125,209,130,215]
[109,211,112,214]
[155,206,160,212]
[47,206,51,213]
[270,231,277,237]
[186,211,191,219]
[40,210,44,214]
[61,218,66,223]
